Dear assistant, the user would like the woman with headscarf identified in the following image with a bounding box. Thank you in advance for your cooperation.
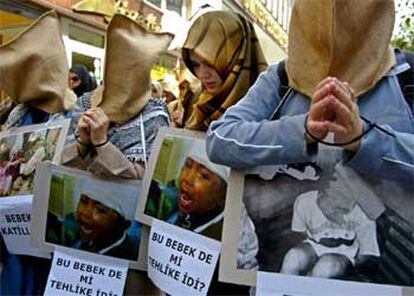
[169,10,268,131]
[69,65,96,98]
[0,11,77,295]
[168,11,265,294]
[151,81,163,99]
[160,74,179,104]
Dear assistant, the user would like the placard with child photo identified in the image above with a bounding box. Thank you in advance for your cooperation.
[0,120,69,199]
[136,127,229,241]
[31,163,144,267]
[220,147,413,293]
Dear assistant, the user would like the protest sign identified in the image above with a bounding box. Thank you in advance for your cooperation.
[31,163,144,269]
[0,195,50,257]
[148,219,220,296]
[136,127,228,243]
[256,271,402,296]
[0,119,69,198]
[220,147,414,295]
[45,247,128,296]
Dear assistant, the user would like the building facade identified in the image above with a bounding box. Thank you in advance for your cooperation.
[224,0,291,63]
[0,0,291,101]
[0,0,172,99]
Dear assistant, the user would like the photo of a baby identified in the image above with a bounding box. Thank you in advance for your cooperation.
[137,129,230,240]
[138,129,229,241]
[40,165,142,262]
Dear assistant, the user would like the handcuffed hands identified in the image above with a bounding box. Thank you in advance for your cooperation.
[77,107,110,146]
[306,77,364,152]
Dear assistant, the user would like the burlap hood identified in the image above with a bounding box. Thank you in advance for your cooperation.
[0,11,76,113]
[93,14,173,125]
[287,0,396,98]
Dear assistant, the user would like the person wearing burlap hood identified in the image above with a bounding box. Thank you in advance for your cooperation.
[0,11,78,295]
[66,14,173,180]
[169,10,268,131]
[63,14,173,295]
[207,0,414,185]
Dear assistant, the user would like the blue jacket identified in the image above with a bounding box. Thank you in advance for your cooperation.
[207,56,414,184]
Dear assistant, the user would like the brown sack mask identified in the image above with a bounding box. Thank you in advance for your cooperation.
[0,11,76,113]
[287,0,395,98]
[94,14,173,125]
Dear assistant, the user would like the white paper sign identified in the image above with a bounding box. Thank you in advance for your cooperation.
[45,247,128,296]
[0,195,49,257]
[257,271,402,296]
[148,219,221,296]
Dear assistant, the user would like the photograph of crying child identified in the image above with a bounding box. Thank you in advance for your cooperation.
[144,134,229,241]
[0,126,63,197]
[45,167,141,262]
[230,161,413,288]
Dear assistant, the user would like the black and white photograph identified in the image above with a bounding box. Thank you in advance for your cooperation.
[220,148,414,292]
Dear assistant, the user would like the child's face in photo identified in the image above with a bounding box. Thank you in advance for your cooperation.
[76,194,124,244]
[318,172,356,224]
[178,157,226,216]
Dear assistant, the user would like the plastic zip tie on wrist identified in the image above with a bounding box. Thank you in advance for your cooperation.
[304,115,376,147]
[93,139,109,148]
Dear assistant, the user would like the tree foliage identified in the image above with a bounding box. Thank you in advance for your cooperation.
[392,0,414,51]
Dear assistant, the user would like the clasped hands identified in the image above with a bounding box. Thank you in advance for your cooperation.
[306,77,364,152]
[77,107,110,148]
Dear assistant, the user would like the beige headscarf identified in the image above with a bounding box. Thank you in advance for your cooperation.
[160,74,179,100]
[181,11,268,131]
[287,0,396,98]
[0,11,76,113]
[91,14,173,125]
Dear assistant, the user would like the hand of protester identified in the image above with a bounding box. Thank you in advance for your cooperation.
[77,115,91,145]
[307,77,338,141]
[307,78,363,151]
[82,107,110,146]
[324,79,363,151]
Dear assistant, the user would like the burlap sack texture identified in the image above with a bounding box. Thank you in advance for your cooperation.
[287,0,395,98]
[0,10,76,113]
[92,14,173,125]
